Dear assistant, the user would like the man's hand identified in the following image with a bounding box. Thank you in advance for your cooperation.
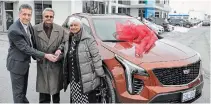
[55,50,62,56]
[44,54,57,62]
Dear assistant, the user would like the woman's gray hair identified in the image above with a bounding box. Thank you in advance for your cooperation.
[67,17,82,27]
[42,8,55,16]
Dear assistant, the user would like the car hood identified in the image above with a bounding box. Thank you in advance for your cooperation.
[146,23,159,30]
[101,39,197,64]
[156,25,163,29]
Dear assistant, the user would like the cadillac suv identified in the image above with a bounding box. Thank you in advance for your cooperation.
[62,13,204,103]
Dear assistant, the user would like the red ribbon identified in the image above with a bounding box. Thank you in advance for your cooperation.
[116,20,158,57]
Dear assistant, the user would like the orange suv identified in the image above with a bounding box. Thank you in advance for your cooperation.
[62,13,203,103]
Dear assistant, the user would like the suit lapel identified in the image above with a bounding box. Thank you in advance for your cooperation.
[37,23,50,43]
[17,20,31,45]
[47,23,59,48]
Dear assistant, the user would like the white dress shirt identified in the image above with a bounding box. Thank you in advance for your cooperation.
[20,22,33,46]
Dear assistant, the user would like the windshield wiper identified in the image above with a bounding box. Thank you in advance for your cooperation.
[102,40,126,42]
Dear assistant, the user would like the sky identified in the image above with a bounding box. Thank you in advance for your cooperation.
[169,0,211,15]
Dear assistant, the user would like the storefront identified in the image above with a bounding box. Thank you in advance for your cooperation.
[0,0,106,32]
[0,0,170,32]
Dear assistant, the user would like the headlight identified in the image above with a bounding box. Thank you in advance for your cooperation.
[115,55,148,94]
[196,52,201,59]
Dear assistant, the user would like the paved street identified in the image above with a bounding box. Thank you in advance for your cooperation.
[0,26,210,103]
[161,26,210,103]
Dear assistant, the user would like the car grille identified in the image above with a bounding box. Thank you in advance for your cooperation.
[132,78,144,94]
[153,61,200,85]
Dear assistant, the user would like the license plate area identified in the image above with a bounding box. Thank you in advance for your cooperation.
[181,89,196,102]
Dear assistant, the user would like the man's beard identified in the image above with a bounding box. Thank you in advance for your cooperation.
[44,22,53,28]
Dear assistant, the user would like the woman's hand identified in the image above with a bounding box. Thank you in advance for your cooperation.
[55,50,62,56]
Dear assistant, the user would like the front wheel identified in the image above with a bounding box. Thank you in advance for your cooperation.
[186,24,190,28]
[97,74,117,103]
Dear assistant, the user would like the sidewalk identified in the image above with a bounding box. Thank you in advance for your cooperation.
[0,32,8,42]
[0,32,7,35]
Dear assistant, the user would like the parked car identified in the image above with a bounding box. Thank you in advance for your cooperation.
[168,18,193,28]
[189,19,202,26]
[147,17,172,32]
[168,24,175,31]
[202,20,210,26]
[142,18,164,35]
[62,13,204,103]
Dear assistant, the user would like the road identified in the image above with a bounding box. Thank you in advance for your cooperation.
[161,26,210,103]
[0,26,210,103]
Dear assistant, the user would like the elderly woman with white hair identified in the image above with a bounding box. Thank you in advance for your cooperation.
[62,16,106,103]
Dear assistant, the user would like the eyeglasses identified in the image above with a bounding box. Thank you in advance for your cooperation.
[45,15,54,18]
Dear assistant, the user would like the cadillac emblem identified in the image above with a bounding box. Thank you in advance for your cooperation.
[183,69,190,74]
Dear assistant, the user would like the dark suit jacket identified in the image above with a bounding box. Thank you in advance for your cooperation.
[6,19,45,75]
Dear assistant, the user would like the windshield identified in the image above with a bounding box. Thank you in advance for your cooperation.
[93,18,144,41]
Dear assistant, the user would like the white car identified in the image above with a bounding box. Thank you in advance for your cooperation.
[155,24,164,33]
[143,19,164,34]
[168,24,174,31]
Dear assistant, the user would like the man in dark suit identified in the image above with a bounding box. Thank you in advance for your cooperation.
[6,4,57,103]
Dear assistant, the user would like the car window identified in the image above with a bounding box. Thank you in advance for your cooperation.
[81,18,93,36]
[62,16,70,29]
[92,18,145,41]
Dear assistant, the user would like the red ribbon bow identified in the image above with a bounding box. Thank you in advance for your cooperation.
[116,20,158,57]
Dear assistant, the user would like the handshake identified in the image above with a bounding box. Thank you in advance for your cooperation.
[44,50,62,62]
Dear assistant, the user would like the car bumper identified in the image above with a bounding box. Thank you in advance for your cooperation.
[117,74,203,103]
[166,28,173,31]
[158,29,164,34]
[149,81,204,103]
[202,23,210,26]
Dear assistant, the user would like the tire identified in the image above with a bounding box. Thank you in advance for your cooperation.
[175,24,180,26]
[98,74,117,103]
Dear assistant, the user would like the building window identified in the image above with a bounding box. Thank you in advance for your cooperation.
[0,2,3,26]
[112,6,115,13]
[99,2,105,14]
[123,8,126,14]
[117,7,129,15]
[5,2,14,30]
[127,8,130,15]
[118,0,123,4]
[163,13,167,18]
[183,16,188,20]
[112,0,116,3]
[139,9,145,17]
[156,0,160,4]
[83,1,105,14]
[139,0,146,4]
[5,2,13,10]
[34,1,52,24]
[118,8,122,13]
[123,1,130,5]
[118,0,130,5]
[155,12,159,17]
